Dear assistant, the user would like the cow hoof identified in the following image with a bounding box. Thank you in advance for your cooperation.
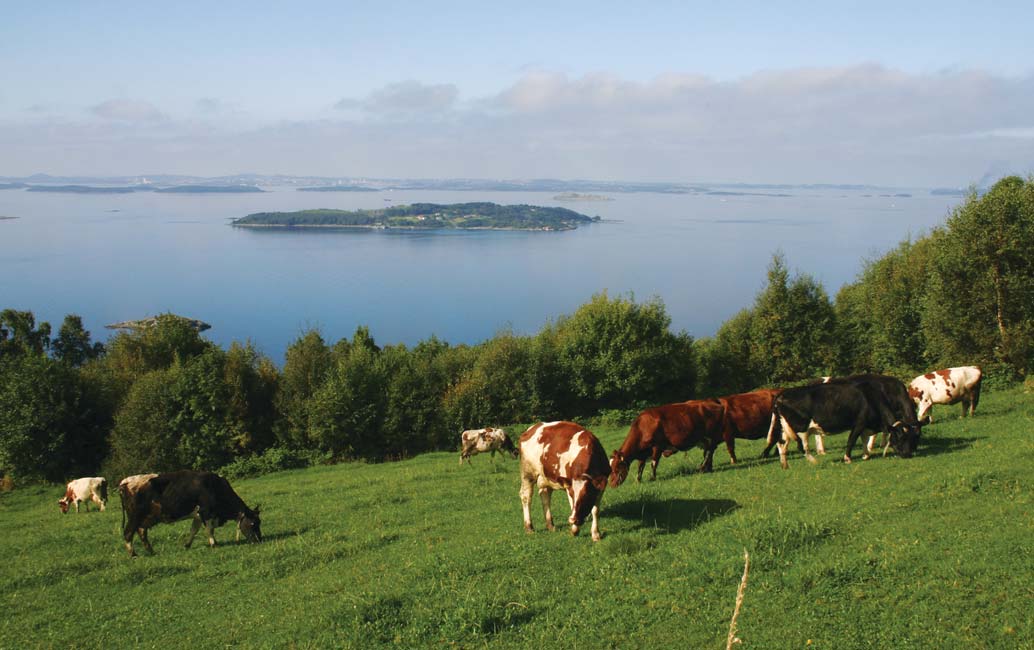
[524,525,534,534]
[806,455,818,465]
[591,533,601,542]
[545,523,556,532]
[842,455,852,464]
[862,454,870,461]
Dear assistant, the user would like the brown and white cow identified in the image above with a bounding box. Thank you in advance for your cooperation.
[519,421,610,541]
[909,366,982,422]
[58,477,107,513]
[717,389,782,464]
[459,427,518,464]
[609,399,726,485]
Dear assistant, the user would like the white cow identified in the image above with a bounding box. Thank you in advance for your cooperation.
[909,366,983,422]
[459,428,517,464]
[58,477,107,513]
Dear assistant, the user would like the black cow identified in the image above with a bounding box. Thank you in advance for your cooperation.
[768,382,917,469]
[820,374,924,457]
[119,470,262,557]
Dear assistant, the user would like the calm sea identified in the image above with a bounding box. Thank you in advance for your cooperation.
[0,187,962,362]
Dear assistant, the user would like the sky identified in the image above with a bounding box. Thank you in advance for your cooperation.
[2,1,1033,186]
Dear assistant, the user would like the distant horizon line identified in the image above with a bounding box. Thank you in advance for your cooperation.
[0,172,989,193]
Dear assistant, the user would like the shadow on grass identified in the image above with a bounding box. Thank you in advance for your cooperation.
[916,434,985,458]
[607,497,738,533]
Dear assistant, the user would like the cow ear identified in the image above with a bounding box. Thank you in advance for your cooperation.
[253,504,261,514]
[919,416,930,426]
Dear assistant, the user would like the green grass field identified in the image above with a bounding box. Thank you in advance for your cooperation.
[2,388,1031,649]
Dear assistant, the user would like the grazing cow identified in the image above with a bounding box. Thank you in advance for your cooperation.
[815,374,924,458]
[716,389,782,463]
[118,470,261,557]
[459,427,518,464]
[909,366,983,422]
[58,477,107,514]
[519,421,610,541]
[769,383,917,469]
[609,399,726,486]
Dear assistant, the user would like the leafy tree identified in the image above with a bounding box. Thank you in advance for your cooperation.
[749,253,836,384]
[695,308,756,395]
[553,292,695,413]
[923,176,1034,373]
[274,329,333,449]
[0,309,51,359]
[0,354,109,481]
[308,344,387,459]
[51,314,104,366]
[105,368,182,477]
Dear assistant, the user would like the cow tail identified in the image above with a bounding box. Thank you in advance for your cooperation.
[119,485,127,534]
[971,373,983,413]
[765,407,779,446]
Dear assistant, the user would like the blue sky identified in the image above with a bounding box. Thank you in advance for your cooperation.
[2,1,1033,185]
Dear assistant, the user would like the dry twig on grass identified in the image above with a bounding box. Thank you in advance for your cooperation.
[726,549,750,650]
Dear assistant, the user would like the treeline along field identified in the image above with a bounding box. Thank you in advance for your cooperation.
[2,177,1032,484]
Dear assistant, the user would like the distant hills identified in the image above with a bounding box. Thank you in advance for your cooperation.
[0,173,991,196]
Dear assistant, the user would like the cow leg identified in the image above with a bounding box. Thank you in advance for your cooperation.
[139,528,155,555]
[520,474,535,533]
[538,486,555,532]
[798,422,818,464]
[725,434,738,464]
[185,512,203,548]
[589,503,601,542]
[205,519,217,547]
[92,493,105,512]
[843,424,868,463]
[863,434,876,460]
[635,459,647,483]
[649,447,663,480]
[815,431,827,455]
[699,439,717,473]
[776,415,797,469]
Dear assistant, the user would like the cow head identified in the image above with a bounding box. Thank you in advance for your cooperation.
[57,497,71,514]
[569,473,608,534]
[499,433,519,459]
[609,451,629,487]
[237,507,262,542]
[887,420,922,458]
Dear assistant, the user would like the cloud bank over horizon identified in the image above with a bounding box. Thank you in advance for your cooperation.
[2,64,1033,187]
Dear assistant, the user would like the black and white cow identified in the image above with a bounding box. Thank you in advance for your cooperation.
[459,427,518,464]
[118,470,261,557]
[768,382,918,469]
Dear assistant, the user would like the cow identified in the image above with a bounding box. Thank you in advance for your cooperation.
[909,366,983,422]
[118,470,261,557]
[609,399,726,486]
[519,421,610,541]
[716,389,782,463]
[813,374,925,458]
[58,477,107,514]
[768,382,917,469]
[459,427,518,464]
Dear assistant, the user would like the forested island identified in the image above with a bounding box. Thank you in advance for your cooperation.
[232,202,600,231]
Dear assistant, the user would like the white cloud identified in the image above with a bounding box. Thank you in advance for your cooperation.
[4,66,1034,185]
[335,81,459,118]
[90,99,166,122]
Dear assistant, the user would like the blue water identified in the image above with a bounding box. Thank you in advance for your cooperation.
[0,187,961,362]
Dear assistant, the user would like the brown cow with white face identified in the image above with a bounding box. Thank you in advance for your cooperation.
[519,421,610,542]
[909,366,982,422]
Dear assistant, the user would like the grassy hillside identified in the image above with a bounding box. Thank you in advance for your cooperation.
[1,388,1031,649]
